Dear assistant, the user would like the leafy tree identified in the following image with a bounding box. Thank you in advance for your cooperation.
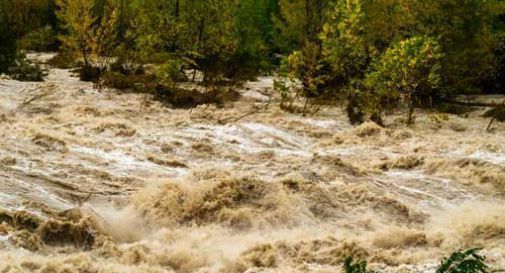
[273,0,333,107]
[365,35,443,125]
[320,0,505,93]
[232,0,277,77]
[56,0,119,68]
[0,2,17,73]
[274,0,332,51]
[133,0,240,82]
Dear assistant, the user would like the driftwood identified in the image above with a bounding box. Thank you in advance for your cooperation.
[217,94,272,125]
[70,192,94,207]
[11,84,57,114]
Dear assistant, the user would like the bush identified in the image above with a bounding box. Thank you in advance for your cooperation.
[154,85,240,109]
[274,42,330,113]
[47,53,76,69]
[343,257,377,273]
[342,249,489,273]
[101,71,157,92]
[437,249,488,273]
[7,58,46,82]
[78,65,102,83]
[484,107,505,122]
[18,26,57,52]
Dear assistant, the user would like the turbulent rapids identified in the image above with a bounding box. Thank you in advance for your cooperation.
[0,53,504,273]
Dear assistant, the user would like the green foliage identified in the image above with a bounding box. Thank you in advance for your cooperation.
[320,0,505,93]
[0,0,57,73]
[0,5,17,73]
[47,53,76,69]
[437,249,488,273]
[364,35,443,124]
[18,25,57,52]
[343,257,377,273]
[8,57,47,82]
[274,42,329,112]
[132,0,240,82]
[232,0,277,77]
[56,0,120,67]
[274,0,332,51]
[484,107,505,122]
[320,0,372,87]
[2,0,504,118]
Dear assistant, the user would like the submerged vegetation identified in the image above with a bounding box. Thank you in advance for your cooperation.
[343,249,489,273]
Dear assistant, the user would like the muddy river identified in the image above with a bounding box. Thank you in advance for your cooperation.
[0,53,504,273]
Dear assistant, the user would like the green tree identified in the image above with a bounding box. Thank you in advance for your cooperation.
[365,35,443,125]
[133,0,240,82]
[0,2,17,73]
[232,0,277,77]
[274,0,332,52]
[56,0,119,68]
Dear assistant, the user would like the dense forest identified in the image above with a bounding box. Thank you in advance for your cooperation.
[1,0,505,123]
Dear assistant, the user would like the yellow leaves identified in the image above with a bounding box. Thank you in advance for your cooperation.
[56,0,121,64]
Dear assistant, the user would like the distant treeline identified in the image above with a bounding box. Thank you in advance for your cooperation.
[1,0,504,122]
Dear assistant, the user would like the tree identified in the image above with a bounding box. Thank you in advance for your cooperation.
[365,35,443,125]
[133,0,240,82]
[274,0,332,52]
[0,2,17,73]
[56,0,119,68]
[232,0,277,77]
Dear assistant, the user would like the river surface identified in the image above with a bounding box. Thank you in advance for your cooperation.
[0,53,504,273]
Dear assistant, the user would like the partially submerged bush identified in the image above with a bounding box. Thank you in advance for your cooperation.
[101,71,157,92]
[47,53,76,69]
[274,42,330,113]
[437,249,488,273]
[7,58,46,82]
[438,103,474,116]
[78,65,102,83]
[154,85,240,108]
[342,249,489,273]
[484,107,505,122]
[343,257,377,273]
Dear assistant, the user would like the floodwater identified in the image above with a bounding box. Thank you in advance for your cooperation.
[0,53,504,273]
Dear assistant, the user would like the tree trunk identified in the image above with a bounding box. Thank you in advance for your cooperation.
[305,0,310,40]
[407,98,415,126]
[487,117,495,132]
[175,0,179,18]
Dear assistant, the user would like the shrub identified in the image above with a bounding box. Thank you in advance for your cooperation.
[18,26,56,52]
[101,71,157,92]
[47,53,76,69]
[78,65,102,83]
[343,257,377,273]
[484,107,505,122]
[274,42,330,113]
[437,249,488,273]
[7,58,46,82]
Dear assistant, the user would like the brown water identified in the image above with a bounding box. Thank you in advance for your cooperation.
[0,53,504,273]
